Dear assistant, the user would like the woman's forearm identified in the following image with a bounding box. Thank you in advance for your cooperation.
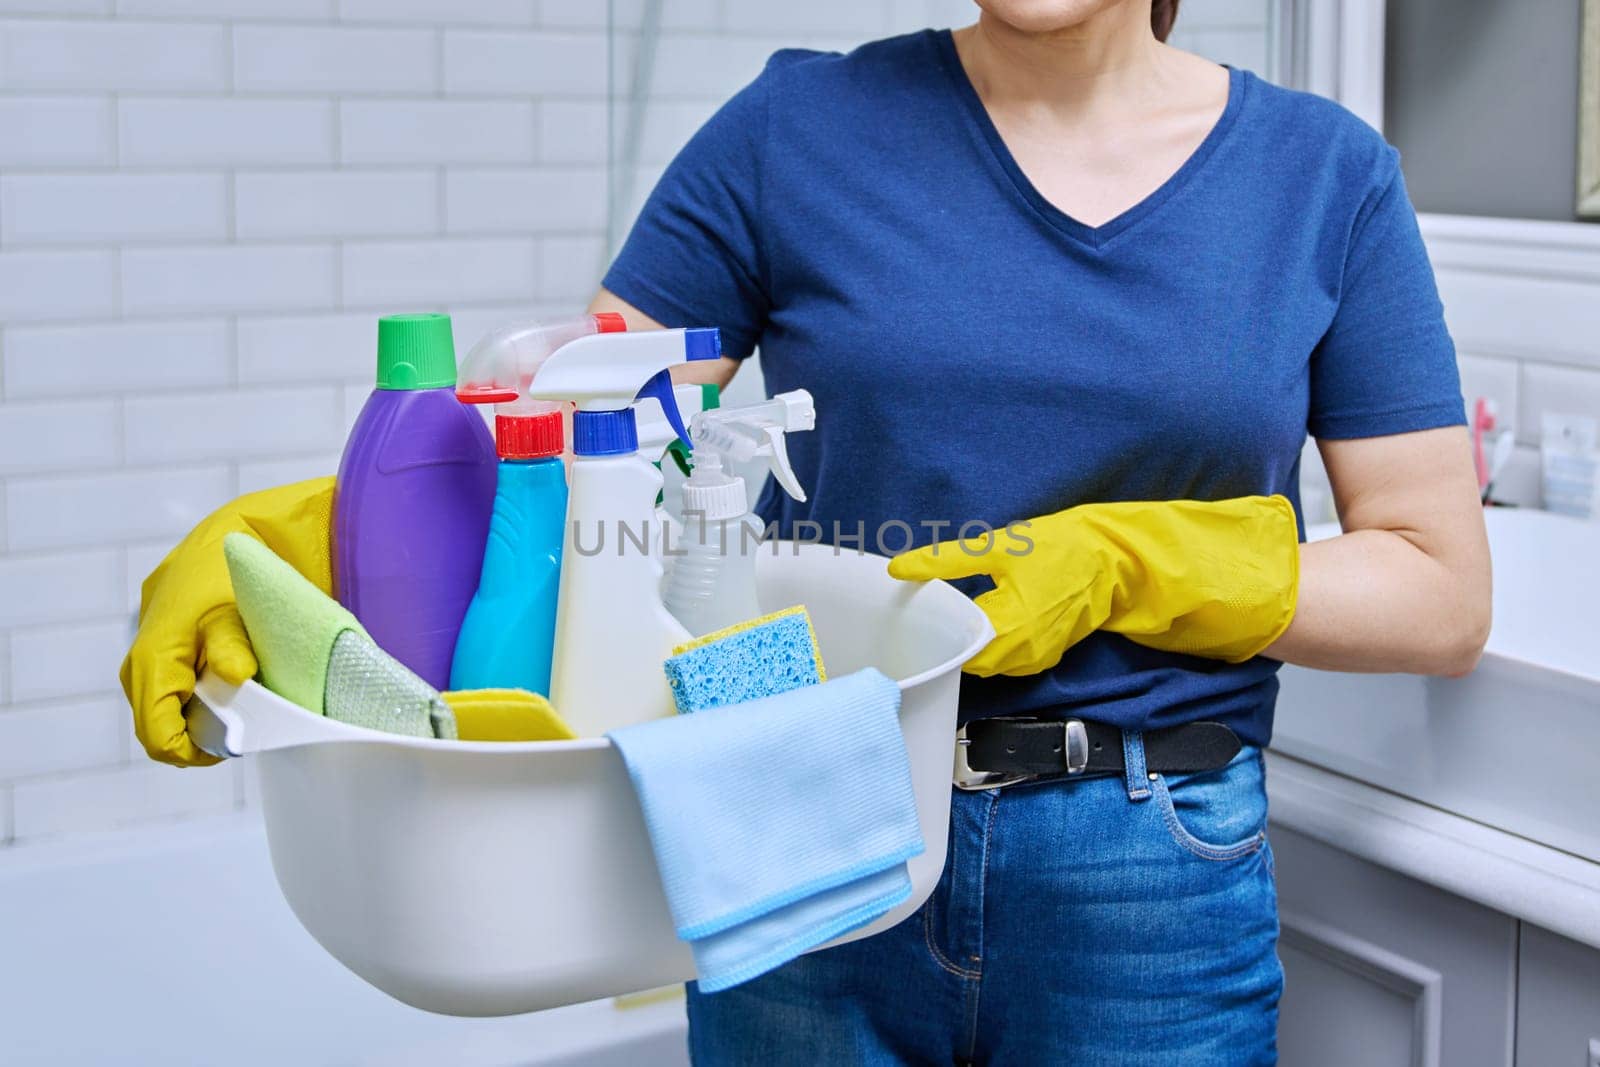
[1261,427,1491,677]
[1264,529,1490,675]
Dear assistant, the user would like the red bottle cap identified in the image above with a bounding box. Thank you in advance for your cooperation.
[593,311,627,333]
[496,409,564,459]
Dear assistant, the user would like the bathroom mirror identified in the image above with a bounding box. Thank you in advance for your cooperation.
[1384,0,1594,223]
[1581,0,1600,216]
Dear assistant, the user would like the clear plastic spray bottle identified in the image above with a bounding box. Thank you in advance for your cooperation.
[662,389,815,636]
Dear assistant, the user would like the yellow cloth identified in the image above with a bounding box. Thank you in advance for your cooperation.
[887,496,1300,678]
[120,478,335,766]
[442,689,576,742]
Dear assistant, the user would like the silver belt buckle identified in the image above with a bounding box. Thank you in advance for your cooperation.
[953,719,1091,792]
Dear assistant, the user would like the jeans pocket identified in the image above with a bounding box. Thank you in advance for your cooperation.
[1150,746,1268,862]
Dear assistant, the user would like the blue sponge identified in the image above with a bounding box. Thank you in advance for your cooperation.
[663,605,826,715]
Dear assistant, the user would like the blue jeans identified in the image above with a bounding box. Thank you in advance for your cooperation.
[686,739,1282,1065]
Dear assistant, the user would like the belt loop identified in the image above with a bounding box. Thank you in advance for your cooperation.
[1122,731,1151,802]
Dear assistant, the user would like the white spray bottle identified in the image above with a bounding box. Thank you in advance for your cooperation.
[663,389,815,636]
[526,327,722,734]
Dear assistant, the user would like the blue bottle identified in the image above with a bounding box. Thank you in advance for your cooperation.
[448,405,567,695]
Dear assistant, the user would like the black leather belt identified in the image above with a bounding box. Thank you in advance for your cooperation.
[953,717,1242,791]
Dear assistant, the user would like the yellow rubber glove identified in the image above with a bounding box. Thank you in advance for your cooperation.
[887,496,1299,677]
[120,478,335,766]
[442,689,577,742]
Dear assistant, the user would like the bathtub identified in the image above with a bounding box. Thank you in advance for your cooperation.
[0,813,690,1066]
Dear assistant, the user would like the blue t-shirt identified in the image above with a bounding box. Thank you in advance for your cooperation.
[603,30,1464,746]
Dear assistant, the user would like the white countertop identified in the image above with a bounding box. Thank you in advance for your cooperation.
[1475,508,1598,682]
[1266,751,1600,948]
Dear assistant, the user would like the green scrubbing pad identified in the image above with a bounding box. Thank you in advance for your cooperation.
[324,629,457,740]
[663,605,826,715]
[223,532,457,740]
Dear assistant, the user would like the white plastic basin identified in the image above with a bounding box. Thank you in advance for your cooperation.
[191,544,991,1017]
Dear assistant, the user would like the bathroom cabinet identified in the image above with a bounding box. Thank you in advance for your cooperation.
[1273,824,1517,1066]
[1270,509,1600,1065]
[1268,753,1600,1067]
[1515,924,1600,1067]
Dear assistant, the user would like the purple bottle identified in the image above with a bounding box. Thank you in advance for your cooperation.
[333,313,498,689]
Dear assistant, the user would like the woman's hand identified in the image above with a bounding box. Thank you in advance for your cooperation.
[120,478,335,766]
[888,496,1300,677]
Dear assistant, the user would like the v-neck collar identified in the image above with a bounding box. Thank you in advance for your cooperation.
[929,28,1248,251]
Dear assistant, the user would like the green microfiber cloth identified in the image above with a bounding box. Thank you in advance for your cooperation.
[223,533,456,740]
[663,605,826,715]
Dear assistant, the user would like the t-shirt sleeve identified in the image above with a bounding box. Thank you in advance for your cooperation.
[600,62,774,360]
[1307,154,1465,439]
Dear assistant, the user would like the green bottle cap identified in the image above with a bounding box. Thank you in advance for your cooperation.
[375,313,456,390]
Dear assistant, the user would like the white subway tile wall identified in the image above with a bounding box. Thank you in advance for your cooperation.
[5,318,231,398]
[0,96,117,167]
[0,20,230,93]
[0,550,124,628]
[234,170,439,239]
[0,173,229,244]
[118,98,337,167]
[0,0,906,846]
[4,0,1573,849]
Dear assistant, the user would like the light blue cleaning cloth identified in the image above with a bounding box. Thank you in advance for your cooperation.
[608,667,923,993]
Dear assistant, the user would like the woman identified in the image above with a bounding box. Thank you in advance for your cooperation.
[124,0,1489,1062]
[591,0,1487,1062]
